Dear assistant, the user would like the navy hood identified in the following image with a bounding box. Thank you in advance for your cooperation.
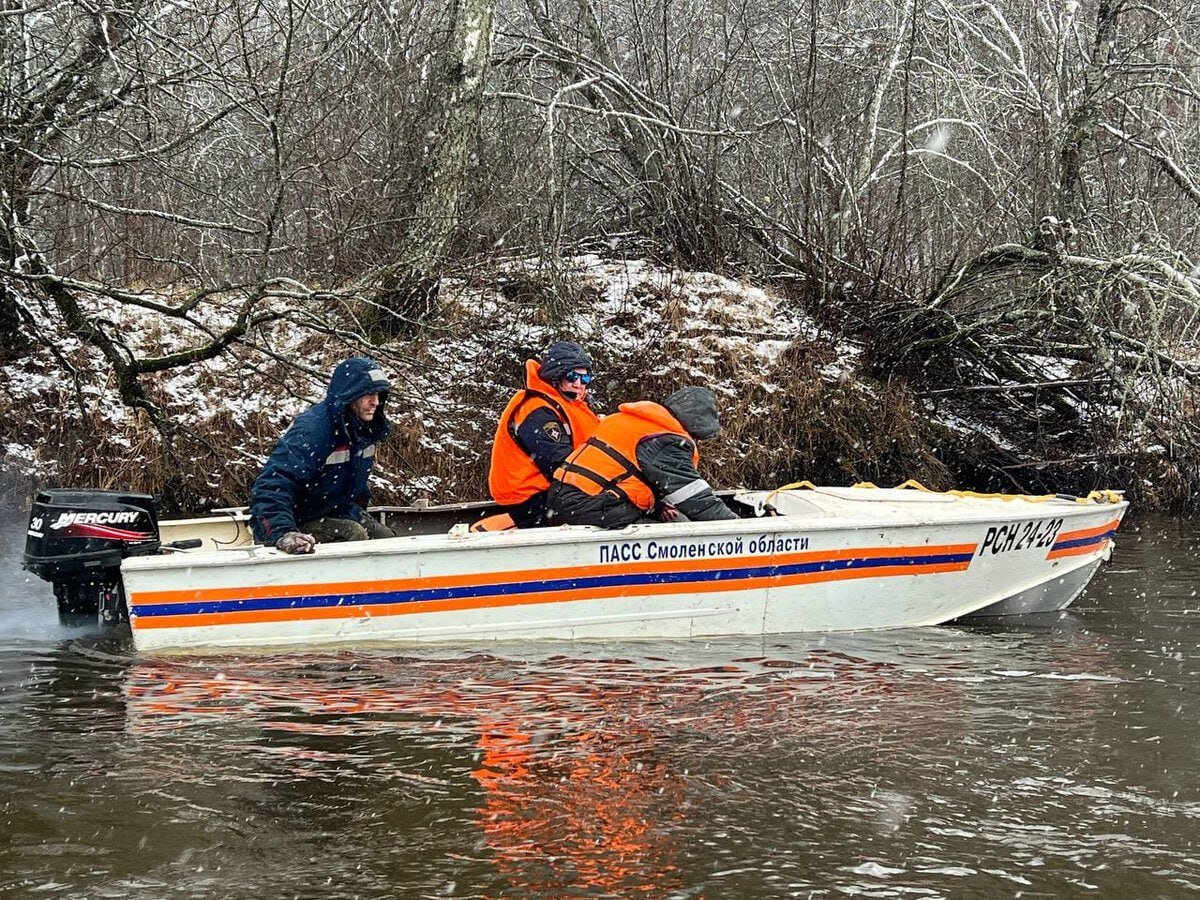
[326,357,390,406]
[325,357,391,436]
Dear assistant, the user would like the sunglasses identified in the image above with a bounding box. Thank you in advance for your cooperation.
[564,371,594,385]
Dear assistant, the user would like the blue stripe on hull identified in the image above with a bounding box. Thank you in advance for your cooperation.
[132,550,975,619]
[1051,528,1118,552]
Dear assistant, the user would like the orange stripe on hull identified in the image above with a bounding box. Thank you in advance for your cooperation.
[1056,518,1122,543]
[1047,538,1112,560]
[132,558,971,631]
[131,542,979,607]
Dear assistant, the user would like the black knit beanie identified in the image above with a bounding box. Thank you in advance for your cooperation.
[538,341,593,384]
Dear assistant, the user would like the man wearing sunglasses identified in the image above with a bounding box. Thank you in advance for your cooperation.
[488,341,601,527]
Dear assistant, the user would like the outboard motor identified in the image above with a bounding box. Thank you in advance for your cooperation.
[23,490,161,626]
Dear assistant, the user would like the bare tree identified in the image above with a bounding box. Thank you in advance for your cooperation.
[0,0,263,417]
[0,0,451,417]
[374,0,496,332]
[3,0,1200,499]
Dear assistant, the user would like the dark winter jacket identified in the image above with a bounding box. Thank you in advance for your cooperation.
[548,389,736,529]
[250,358,391,544]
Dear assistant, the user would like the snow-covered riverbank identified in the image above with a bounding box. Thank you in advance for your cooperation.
[0,255,1174,513]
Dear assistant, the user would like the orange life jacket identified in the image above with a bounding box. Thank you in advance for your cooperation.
[489,359,601,506]
[553,402,698,511]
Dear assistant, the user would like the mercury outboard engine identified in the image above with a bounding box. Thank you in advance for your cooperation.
[23,489,161,626]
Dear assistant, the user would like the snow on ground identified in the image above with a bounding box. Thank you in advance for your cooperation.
[3,256,851,507]
[1,253,1157,508]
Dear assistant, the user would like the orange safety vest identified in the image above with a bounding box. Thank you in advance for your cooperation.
[489,359,601,506]
[554,402,698,511]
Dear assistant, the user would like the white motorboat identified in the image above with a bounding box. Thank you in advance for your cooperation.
[22,483,1126,653]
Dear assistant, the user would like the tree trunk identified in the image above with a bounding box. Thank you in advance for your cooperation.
[375,0,495,334]
[0,284,28,359]
[1056,1,1122,225]
[0,196,32,358]
[0,4,135,358]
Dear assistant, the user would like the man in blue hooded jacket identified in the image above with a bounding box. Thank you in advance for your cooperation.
[250,357,396,554]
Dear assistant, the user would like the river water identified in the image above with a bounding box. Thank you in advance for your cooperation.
[0,512,1196,899]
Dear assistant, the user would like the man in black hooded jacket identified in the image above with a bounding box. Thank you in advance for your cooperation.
[548,385,737,528]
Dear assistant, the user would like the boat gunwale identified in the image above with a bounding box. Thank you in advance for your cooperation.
[127,495,1128,575]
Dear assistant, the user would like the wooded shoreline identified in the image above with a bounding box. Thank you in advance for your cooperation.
[2,2,1198,512]
[2,254,1194,515]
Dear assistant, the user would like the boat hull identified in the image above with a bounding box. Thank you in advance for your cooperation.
[123,489,1126,653]
[959,557,1105,618]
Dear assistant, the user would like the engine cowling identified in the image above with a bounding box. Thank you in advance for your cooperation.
[23,490,161,626]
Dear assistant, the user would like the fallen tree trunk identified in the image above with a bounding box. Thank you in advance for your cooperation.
[858,225,1200,503]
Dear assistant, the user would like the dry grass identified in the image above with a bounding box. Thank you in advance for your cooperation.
[711,341,951,491]
[5,254,1191,516]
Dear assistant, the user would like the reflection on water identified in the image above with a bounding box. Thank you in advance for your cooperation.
[120,647,963,896]
[1,513,1198,898]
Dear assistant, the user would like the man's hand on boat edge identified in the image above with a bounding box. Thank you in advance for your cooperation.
[277,532,318,554]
